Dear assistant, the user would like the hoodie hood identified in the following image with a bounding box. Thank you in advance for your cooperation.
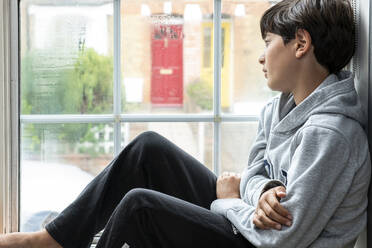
[273,71,366,133]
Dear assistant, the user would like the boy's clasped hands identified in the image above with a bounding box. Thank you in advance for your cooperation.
[216,171,292,231]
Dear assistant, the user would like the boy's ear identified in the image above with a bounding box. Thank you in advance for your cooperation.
[295,29,312,59]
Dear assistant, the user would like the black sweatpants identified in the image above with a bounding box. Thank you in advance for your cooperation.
[45,131,255,248]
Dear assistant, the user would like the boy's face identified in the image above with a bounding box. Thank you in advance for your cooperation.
[258,32,298,92]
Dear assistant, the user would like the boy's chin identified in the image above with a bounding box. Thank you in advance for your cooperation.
[266,79,288,92]
[266,79,278,91]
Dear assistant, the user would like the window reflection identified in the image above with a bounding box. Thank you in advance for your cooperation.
[121,1,214,114]
[222,0,277,114]
[121,0,276,115]
[20,123,114,231]
[21,0,276,116]
[20,1,114,115]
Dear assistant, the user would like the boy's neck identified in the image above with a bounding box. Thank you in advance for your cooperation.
[291,66,330,105]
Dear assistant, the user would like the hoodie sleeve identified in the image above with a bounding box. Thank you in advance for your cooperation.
[211,125,358,248]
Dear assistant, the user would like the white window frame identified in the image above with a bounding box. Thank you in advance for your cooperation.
[1,0,20,233]
[0,1,370,247]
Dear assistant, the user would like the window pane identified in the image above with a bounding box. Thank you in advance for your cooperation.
[20,123,114,232]
[120,1,214,114]
[20,0,114,115]
[121,122,213,171]
[221,1,278,115]
[221,122,259,173]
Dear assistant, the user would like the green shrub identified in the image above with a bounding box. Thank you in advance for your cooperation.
[186,79,213,110]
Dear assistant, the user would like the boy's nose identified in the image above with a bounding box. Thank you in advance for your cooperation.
[258,54,265,64]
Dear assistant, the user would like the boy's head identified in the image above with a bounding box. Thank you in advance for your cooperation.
[260,0,355,75]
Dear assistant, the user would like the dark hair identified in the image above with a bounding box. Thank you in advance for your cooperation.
[260,0,355,74]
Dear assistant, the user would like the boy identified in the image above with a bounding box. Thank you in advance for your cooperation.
[0,0,369,247]
[212,0,370,247]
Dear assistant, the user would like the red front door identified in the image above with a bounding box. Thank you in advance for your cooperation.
[151,24,183,106]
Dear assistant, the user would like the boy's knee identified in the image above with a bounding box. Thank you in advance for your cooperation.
[135,131,169,154]
[138,131,162,145]
[122,188,156,211]
[137,131,161,141]
[118,131,165,156]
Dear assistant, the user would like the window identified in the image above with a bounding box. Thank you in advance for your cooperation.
[18,0,279,233]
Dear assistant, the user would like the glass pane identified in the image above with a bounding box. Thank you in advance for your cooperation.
[121,122,213,171]
[20,123,114,232]
[120,1,214,114]
[221,122,259,173]
[221,1,278,115]
[20,0,114,115]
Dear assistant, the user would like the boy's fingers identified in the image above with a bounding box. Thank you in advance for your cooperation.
[276,191,286,198]
[253,212,270,230]
[267,191,292,220]
[253,214,269,230]
[255,209,282,230]
[262,201,292,226]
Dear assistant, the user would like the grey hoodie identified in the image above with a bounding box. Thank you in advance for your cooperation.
[210,71,371,248]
